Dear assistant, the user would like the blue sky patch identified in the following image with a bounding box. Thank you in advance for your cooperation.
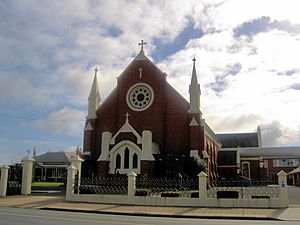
[105,25,123,37]
[152,23,203,62]
[234,16,271,37]
[235,16,300,38]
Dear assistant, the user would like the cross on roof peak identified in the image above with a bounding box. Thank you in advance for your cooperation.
[138,40,147,51]
[192,57,196,62]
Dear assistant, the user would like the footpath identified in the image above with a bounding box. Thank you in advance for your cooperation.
[1,195,300,221]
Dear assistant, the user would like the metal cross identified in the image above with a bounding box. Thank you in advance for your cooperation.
[94,67,98,76]
[125,112,130,123]
[139,68,143,79]
[192,57,196,62]
[138,40,147,51]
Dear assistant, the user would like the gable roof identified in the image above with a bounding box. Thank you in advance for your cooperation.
[35,151,75,164]
[216,132,259,148]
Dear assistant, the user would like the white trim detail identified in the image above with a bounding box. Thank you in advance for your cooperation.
[189,117,199,126]
[190,150,199,158]
[84,122,93,131]
[110,120,142,145]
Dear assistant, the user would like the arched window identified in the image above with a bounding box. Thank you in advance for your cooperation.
[124,148,129,169]
[133,153,138,169]
[116,154,121,169]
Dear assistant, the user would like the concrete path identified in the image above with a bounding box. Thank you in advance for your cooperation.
[0,195,299,221]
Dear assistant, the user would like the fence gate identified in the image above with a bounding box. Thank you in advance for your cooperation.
[7,164,22,195]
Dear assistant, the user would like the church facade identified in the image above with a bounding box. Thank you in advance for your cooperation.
[82,43,220,180]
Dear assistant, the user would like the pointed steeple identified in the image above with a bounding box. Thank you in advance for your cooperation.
[188,57,201,113]
[87,67,101,119]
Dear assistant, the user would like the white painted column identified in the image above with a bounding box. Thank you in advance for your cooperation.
[198,171,207,200]
[21,156,35,195]
[66,165,77,201]
[127,171,137,198]
[0,165,10,197]
[277,170,288,207]
[71,155,84,179]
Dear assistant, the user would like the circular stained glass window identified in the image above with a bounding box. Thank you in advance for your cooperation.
[126,83,154,111]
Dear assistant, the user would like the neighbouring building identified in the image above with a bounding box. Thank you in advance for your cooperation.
[82,42,221,180]
[33,150,77,182]
[217,128,300,183]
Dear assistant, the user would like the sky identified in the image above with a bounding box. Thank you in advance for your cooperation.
[1,0,300,165]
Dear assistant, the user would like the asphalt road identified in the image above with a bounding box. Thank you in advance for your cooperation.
[0,207,299,225]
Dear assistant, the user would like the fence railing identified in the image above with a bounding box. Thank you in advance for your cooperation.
[136,177,198,197]
[79,176,128,195]
[6,181,21,196]
[65,165,289,208]
[208,179,279,198]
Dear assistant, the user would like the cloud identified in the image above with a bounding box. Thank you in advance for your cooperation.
[261,121,299,147]
[33,107,85,136]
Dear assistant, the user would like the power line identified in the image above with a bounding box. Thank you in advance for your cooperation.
[0,113,85,123]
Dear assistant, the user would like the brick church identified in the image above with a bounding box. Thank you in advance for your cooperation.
[82,41,220,180]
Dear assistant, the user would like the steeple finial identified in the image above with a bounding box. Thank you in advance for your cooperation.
[94,67,98,76]
[138,40,147,52]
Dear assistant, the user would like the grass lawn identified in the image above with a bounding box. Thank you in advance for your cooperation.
[31,182,64,187]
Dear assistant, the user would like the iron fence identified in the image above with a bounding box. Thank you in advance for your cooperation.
[79,176,127,195]
[208,180,279,198]
[6,181,21,196]
[136,177,198,197]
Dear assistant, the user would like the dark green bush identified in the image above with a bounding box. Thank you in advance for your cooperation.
[251,195,271,199]
[161,191,181,197]
[217,190,239,198]
[191,191,199,198]
[135,189,151,196]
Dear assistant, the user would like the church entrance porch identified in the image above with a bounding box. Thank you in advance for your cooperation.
[109,141,141,175]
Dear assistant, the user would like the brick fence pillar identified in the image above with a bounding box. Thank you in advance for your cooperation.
[127,171,137,198]
[21,156,35,195]
[277,170,288,207]
[66,165,77,201]
[0,165,10,196]
[198,171,207,200]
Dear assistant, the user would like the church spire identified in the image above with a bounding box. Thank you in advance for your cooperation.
[87,67,101,119]
[188,57,201,113]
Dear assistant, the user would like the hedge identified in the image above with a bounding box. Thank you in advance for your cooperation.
[217,190,239,198]
[161,191,181,197]
[135,189,151,196]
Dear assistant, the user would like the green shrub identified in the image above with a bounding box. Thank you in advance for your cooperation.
[191,191,199,198]
[161,191,181,197]
[135,189,151,196]
[217,190,239,198]
[251,195,271,199]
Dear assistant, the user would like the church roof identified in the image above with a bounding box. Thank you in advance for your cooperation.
[216,132,259,148]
